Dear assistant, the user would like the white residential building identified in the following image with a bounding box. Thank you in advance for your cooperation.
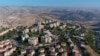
[81,33,85,37]
[53,23,57,27]
[45,36,52,43]
[31,27,38,32]
[28,37,38,46]
[39,48,45,53]
[50,24,54,28]
[41,35,52,43]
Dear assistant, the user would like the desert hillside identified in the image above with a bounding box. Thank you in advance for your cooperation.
[0,6,100,28]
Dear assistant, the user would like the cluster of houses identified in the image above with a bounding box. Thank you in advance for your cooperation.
[67,38,81,56]
[41,20,66,29]
[20,20,67,46]
[0,19,88,56]
[18,42,68,56]
[0,39,16,56]
[0,35,83,56]
[18,49,35,56]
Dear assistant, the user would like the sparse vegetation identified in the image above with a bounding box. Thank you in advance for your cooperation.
[85,31,100,54]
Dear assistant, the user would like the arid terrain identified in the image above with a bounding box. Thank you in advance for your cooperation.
[0,6,100,28]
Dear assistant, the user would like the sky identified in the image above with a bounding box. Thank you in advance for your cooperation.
[0,0,100,8]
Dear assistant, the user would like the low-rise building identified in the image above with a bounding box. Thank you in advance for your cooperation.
[49,46,55,52]
[50,52,58,56]
[53,23,57,27]
[50,24,54,28]
[58,48,64,53]
[39,48,45,53]
[39,53,45,56]
[4,47,16,56]
[30,50,35,56]
[31,27,38,32]
[61,51,67,56]
[56,22,60,27]
[20,49,26,55]
[55,44,61,49]
[41,35,52,43]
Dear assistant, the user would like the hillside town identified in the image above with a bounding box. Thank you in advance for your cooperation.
[0,19,99,56]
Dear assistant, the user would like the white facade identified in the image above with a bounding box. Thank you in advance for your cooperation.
[28,37,38,46]
[81,33,85,37]
[31,27,38,32]
[56,22,60,27]
[53,23,57,27]
[50,24,54,28]
[41,35,52,44]
[44,36,52,43]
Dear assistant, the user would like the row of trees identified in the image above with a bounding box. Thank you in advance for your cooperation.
[0,29,17,41]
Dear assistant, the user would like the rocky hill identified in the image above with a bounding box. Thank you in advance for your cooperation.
[0,6,100,27]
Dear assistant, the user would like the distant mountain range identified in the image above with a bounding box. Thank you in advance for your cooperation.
[0,6,100,27]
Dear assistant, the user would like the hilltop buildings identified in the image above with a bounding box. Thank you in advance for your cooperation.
[0,39,16,56]
[0,19,91,56]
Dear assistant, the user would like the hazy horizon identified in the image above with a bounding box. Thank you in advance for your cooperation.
[0,0,100,8]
